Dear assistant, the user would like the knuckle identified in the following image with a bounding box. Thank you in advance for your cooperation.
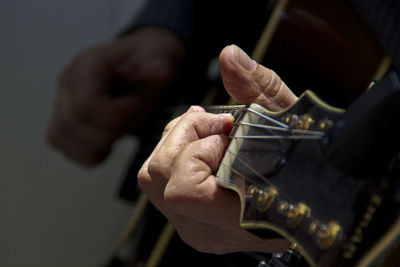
[180,112,214,137]
[163,117,179,135]
[180,112,197,127]
[146,158,158,178]
[192,135,226,171]
[137,166,151,187]
[262,69,281,98]
[183,140,198,154]
[147,156,166,182]
[137,159,160,190]
[184,110,202,121]
[163,185,184,210]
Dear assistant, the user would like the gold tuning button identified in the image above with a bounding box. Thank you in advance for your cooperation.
[318,118,333,131]
[248,186,278,212]
[281,114,299,128]
[277,201,311,229]
[282,113,314,130]
[314,221,342,250]
[296,114,314,130]
[286,202,311,229]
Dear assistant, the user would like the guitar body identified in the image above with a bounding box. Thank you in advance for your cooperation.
[215,79,400,267]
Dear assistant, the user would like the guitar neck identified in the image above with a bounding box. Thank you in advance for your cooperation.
[205,105,248,134]
[205,104,247,117]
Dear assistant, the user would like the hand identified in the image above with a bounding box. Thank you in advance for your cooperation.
[138,45,297,254]
[46,27,185,166]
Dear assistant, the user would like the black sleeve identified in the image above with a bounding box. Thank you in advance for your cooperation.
[192,0,270,57]
[124,0,197,42]
[350,0,400,70]
[122,0,270,54]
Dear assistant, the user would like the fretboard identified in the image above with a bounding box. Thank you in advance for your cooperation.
[205,105,247,135]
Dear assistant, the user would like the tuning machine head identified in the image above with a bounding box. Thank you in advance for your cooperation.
[248,186,279,212]
[309,221,342,250]
[277,201,311,229]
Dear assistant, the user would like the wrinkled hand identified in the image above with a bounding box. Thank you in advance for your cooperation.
[138,45,298,254]
[46,27,185,166]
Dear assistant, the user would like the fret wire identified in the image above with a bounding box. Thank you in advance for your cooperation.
[205,106,248,115]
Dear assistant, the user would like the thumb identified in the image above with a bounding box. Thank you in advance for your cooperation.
[219,45,298,111]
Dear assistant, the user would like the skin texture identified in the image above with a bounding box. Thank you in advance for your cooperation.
[138,45,298,254]
[46,26,185,166]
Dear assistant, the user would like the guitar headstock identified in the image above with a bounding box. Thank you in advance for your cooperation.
[215,89,400,267]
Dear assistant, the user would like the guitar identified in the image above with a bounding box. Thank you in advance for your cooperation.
[208,70,400,267]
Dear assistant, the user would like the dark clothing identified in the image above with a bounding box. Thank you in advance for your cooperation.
[351,0,400,69]
[129,0,196,42]
[130,0,400,69]
[127,0,270,62]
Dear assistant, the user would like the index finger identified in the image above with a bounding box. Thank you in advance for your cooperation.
[138,105,204,182]
[147,111,233,189]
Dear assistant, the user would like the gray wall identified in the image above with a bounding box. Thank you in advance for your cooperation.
[0,1,145,266]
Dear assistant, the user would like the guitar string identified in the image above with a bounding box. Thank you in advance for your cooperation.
[219,161,263,188]
[221,148,299,207]
[237,122,324,136]
[215,106,289,129]
[211,106,324,138]
[230,135,322,140]
[247,107,289,128]
[212,106,319,217]
[230,120,323,140]
[213,106,318,205]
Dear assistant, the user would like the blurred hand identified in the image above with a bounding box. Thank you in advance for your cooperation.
[138,45,297,254]
[46,26,185,166]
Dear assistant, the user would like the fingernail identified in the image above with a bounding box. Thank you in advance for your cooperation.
[232,45,257,71]
[219,113,234,122]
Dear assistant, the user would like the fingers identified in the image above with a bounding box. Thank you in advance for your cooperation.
[46,82,120,166]
[139,125,289,254]
[46,113,114,166]
[164,134,234,220]
[47,44,142,166]
[145,110,233,190]
[58,47,139,131]
[48,30,185,167]
[219,45,298,111]
[136,45,299,255]
[137,106,232,218]
[137,106,204,184]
